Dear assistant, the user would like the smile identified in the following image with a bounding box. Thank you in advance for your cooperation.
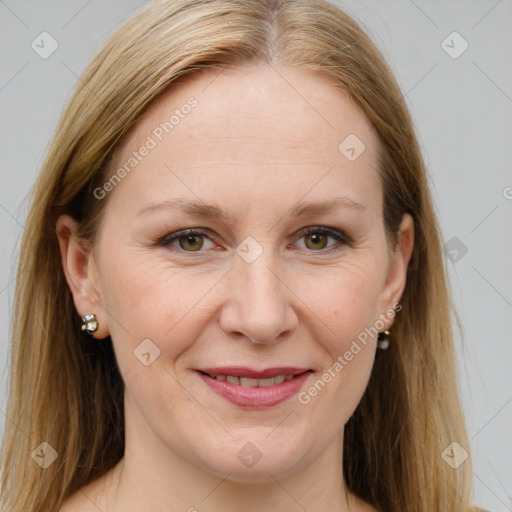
[195,367,313,409]
[203,373,295,387]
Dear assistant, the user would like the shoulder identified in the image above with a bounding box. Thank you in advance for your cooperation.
[59,466,119,511]
[59,491,89,511]
[59,485,105,512]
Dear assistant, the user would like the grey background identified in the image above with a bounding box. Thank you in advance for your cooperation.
[0,1,511,510]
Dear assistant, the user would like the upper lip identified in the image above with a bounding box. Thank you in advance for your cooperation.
[197,367,312,379]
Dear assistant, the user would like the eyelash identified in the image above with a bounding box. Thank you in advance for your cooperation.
[154,226,352,255]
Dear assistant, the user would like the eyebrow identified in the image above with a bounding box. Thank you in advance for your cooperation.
[289,196,366,217]
[136,196,366,220]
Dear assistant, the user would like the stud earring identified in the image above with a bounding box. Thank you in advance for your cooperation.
[377,330,390,350]
[81,314,99,334]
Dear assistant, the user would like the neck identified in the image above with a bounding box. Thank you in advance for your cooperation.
[106,407,356,512]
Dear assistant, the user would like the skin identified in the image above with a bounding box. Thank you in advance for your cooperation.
[57,63,414,512]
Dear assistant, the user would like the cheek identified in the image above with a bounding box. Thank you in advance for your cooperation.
[297,264,382,407]
[97,247,224,367]
[97,223,386,375]
[305,261,384,343]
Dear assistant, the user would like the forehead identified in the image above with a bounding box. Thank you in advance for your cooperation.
[107,63,382,215]
[126,63,378,155]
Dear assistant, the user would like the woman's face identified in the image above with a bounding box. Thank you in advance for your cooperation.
[59,64,413,482]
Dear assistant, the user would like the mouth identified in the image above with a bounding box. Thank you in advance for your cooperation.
[195,367,313,409]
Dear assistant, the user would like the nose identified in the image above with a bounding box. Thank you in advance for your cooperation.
[218,254,298,345]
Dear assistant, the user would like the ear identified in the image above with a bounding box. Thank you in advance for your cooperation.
[378,213,414,328]
[56,214,110,339]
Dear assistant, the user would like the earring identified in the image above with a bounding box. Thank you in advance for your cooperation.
[377,330,390,350]
[81,314,99,334]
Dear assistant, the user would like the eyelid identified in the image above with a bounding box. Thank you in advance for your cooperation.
[297,225,352,246]
[155,227,214,246]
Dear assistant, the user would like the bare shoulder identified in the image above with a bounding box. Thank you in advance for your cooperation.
[59,485,107,511]
[59,465,120,512]
[59,489,90,511]
[353,496,381,512]
[59,486,100,512]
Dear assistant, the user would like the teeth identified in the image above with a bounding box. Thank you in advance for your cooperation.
[240,377,258,387]
[211,374,296,387]
[256,377,275,387]
[226,375,239,385]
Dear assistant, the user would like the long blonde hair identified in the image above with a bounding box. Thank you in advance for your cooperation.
[1,1,477,511]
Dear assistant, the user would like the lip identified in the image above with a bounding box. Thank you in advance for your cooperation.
[198,366,310,379]
[195,367,313,409]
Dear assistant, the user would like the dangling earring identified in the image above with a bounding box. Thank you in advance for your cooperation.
[377,330,390,350]
[81,314,99,334]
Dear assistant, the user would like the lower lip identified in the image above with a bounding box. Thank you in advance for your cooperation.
[196,371,312,409]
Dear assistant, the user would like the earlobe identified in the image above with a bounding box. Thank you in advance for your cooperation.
[379,213,415,326]
[56,214,109,338]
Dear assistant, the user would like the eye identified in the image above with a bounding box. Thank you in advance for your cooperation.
[155,226,351,254]
[295,226,350,252]
[156,229,216,252]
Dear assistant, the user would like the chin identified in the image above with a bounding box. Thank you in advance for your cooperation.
[188,433,315,483]
[201,457,306,484]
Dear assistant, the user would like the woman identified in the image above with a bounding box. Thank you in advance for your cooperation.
[0,0,490,511]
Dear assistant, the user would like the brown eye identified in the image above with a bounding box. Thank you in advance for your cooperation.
[157,229,215,252]
[304,232,328,250]
[178,234,204,251]
[295,226,350,253]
